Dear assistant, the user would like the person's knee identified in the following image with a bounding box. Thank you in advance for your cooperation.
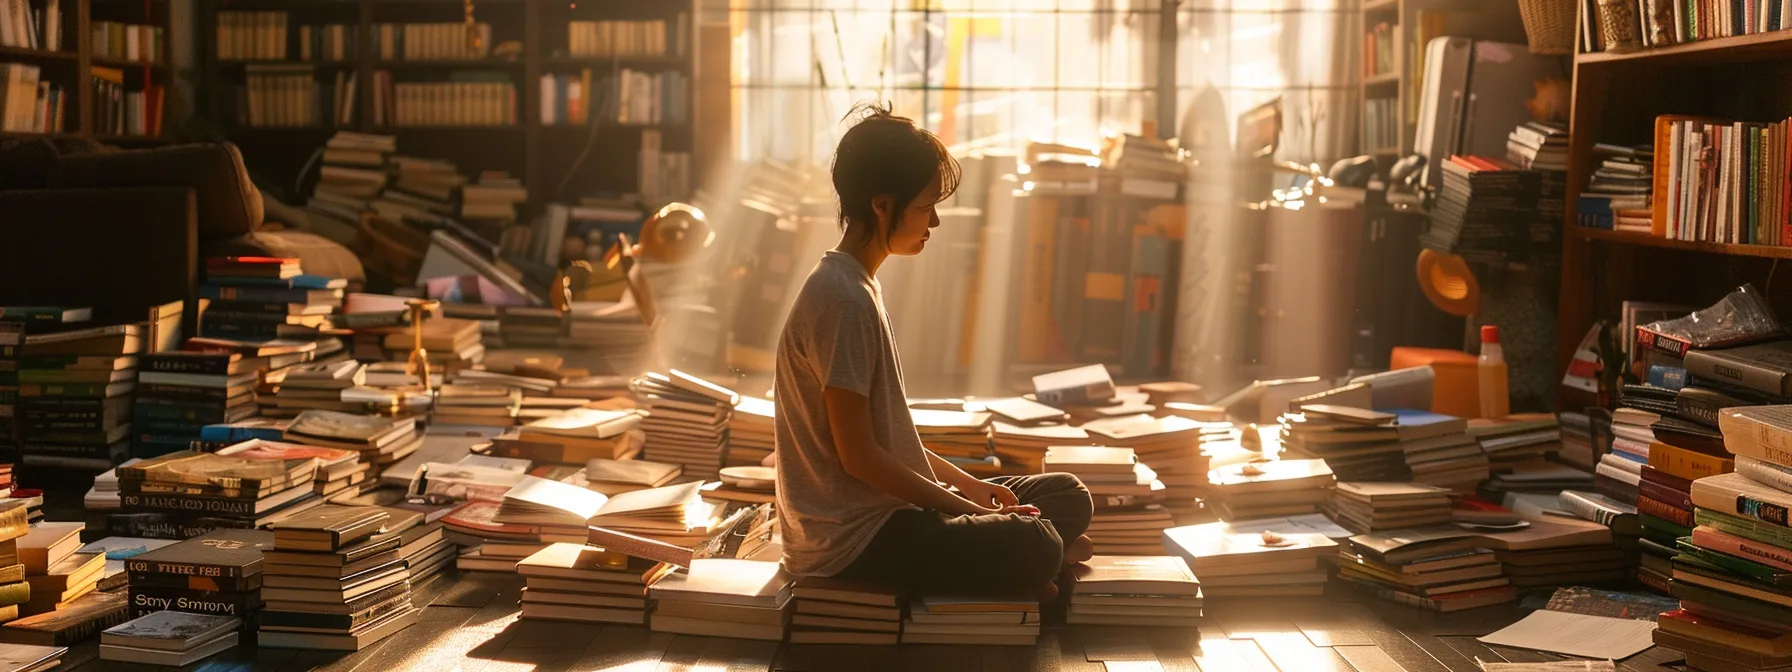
[1037,472,1093,517]
[1012,515,1065,587]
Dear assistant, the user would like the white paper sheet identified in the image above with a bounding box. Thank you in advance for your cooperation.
[1477,610,1656,660]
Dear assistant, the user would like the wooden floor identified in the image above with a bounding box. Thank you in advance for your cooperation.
[51,571,1693,672]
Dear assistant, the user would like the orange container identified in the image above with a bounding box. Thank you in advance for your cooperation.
[1390,347,1483,418]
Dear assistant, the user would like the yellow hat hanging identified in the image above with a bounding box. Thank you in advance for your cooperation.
[1415,248,1481,317]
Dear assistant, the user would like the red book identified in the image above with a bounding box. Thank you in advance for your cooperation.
[206,257,297,267]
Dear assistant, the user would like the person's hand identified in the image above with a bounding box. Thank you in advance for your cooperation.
[957,479,1020,510]
[996,504,1040,517]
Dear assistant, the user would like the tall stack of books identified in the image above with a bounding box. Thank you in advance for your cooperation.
[511,407,645,465]
[1481,515,1621,588]
[125,528,274,623]
[0,501,25,623]
[17,522,100,617]
[787,578,902,645]
[1327,482,1454,532]
[515,543,672,624]
[310,132,396,216]
[113,445,325,539]
[431,385,521,428]
[1067,555,1201,628]
[1469,413,1563,473]
[1636,453,1708,591]
[1043,446,1167,554]
[633,371,736,480]
[132,352,260,458]
[903,595,1039,645]
[649,558,792,641]
[1386,410,1486,492]
[912,409,996,474]
[727,396,775,468]
[17,321,140,470]
[1080,414,1215,506]
[1422,156,1540,267]
[98,611,240,666]
[1277,405,1409,482]
[1204,459,1335,521]
[200,258,335,341]
[259,506,417,650]
[261,360,371,418]
[1337,527,1514,611]
[284,410,420,483]
[1164,521,1337,597]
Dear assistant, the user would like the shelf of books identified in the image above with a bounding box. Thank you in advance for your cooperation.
[1569,225,1792,260]
[1577,6,1792,65]
[0,0,169,141]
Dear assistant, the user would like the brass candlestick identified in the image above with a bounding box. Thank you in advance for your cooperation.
[405,299,441,396]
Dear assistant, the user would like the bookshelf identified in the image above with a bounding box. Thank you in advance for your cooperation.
[1555,27,1792,407]
[1355,0,1523,159]
[0,0,172,143]
[196,0,698,212]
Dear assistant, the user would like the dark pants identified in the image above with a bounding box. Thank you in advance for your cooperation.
[831,472,1093,594]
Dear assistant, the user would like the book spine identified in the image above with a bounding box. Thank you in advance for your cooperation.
[1648,441,1735,481]
[1718,411,1792,466]
[1642,464,1697,492]
[136,384,230,402]
[1560,490,1631,526]
[134,402,232,424]
[1648,365,1689,390]
[1738,456,1792,494]
[19,382,118,398]
[118,493,259,517]
[107,512,252,540]
[1692,478,1792,528]
[1683,350,1791,396]
[1640,479,1696,510]
[140,356,231,376]
[1697,507,1792,548]
[1691,526,1792,571]
[1638,495,1696,526]
[128,587,260,619]
[122,557,245,580]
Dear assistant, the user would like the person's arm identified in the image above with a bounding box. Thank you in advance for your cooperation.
[826,387,992,517]
[926,450,1023,511]
[925,450,981,489]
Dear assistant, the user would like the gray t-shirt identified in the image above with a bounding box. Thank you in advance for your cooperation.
[774,250,935,577]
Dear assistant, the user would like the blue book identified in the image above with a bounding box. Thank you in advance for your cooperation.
[199,418,291,444]
[1387,409,1468,439]
[1646,365,1687,391]
[206,275,347,290]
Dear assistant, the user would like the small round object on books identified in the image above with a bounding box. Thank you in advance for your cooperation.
[720,466,776,491]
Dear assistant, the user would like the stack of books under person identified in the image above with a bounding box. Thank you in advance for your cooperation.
[18,522,101,616]
[111,443,326,539]
[633,371,737,480]
[0,501,28,624]
[911,408,998,476]
[132,351,260,458]
[1337,527,1514,612]
[16,317,141,470]
[650,558,792,641]
[727,396,775,468]
[515,542,673,624]
[125,528,273,624]
[284,410,420,484]
[1078,413,1216,506]
[199,258,336,341]
[1326,482,1454,533]
[504,407,644,465]
[1042,446,1169,555]
[903,594,1039,645]
[787,577,903,645]
[1164,521,1336,597]
[1067,555,1201,628]
[259,506,418,650]
[98,610,241,665]
[1203,458,1335,521]
[1649,406,1792,670]
[1277,404,1411,481]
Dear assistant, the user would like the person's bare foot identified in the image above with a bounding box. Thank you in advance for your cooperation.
[1064,534,1094,565]
[1036,579,1059,602]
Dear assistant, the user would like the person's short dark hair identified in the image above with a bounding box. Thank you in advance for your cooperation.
[831,101,961,237]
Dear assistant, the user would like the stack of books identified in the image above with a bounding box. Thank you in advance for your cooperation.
[584,458,681,496]
[633,371,737,480]
[310,132,395,215]
[259,506,417,650]
[649,558,792,641]
[18,522,101,616]
[912,408,996,472]
[0,501,25,623]
[0,321,17,457]
[515,543,672,624]
[1338,527,1513,611]
[431,384,522,428]
[7,489,42,525]
[383,506,453,586]
[1637,458,1705,590]
[1422,156,1540,267]
[1584,143,1654,233]
[727,396,775,468]
[1327,482,1454,532]
[1599,406,1658,502]
[376,317,484,374]
[98,610,240,666]
[220,439,365,501]
[1080,413,1216,505]
[1067,555,1201,628]
[132,352,260,457]
[1485,462,1597,497]
[990,422,1089,475]
[79,535,176,593]
[182,338,326,419]
[1469,414,1562,473]
[0,644,67,671]
[261,360,370,418]
[1164,521,1337,597]
[113,445,325,538]
[507,476,708,549]
[787,578,903,645]
[1203,459,1335,520]
[1556,489,1650,591]
[1042,446,1167,554]
[496,308,566,349]
[565,304,650,364]
[1482,515,1621,588]
[1386,410,1486,491]
[441,500,571,573]
[17,320,140,470]
[200,258,335,341]
[904,594,1039,645]
[283,410,421,483]
[1277,405,1410,481]
[0,590,130,647]
[512,407,644,464]
[1558,410,1599,470]
[1506,120,1567,170]
[126,528,273,623]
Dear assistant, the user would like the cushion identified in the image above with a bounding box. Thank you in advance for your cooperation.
[49,142,263,240]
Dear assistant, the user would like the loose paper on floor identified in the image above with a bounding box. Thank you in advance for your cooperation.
[1476,609,1655,660]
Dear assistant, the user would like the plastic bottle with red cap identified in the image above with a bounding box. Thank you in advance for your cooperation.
[1478,325,1510,419]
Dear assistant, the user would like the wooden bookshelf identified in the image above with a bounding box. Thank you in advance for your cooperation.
[1556,28,1792,407]
[1355,0,1524,161]
[0,0,172,141]
[197,0,699,213]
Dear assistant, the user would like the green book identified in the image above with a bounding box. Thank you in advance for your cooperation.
[1641,514,1692,544]
[1676,537,1792,587]
[1697,507,1792,549]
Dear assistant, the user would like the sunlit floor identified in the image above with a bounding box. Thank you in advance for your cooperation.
[55,570,1691,672]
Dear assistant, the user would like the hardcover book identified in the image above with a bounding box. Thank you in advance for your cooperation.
[125,529,274,579]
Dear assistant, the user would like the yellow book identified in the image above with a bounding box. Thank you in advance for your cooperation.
[1648,441,1734,481]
